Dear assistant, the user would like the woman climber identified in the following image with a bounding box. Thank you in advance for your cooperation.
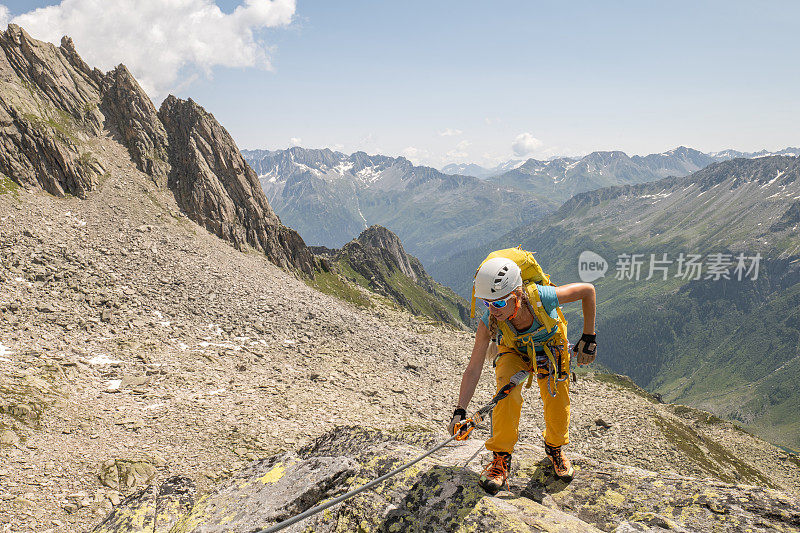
[448,253,597,494]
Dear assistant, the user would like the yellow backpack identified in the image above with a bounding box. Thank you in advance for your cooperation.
[472,247,570,390]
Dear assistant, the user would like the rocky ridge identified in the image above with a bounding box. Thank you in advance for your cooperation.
[95,426,800,532]
[0,139,476,530]
[316,225,469,327]
[0,27,106,198]
[0,25,319,275]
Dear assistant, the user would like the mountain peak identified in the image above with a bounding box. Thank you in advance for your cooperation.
[347,224,417,281]
[157,95,320,274]
[586,150,630,159]
[332,225,469,326]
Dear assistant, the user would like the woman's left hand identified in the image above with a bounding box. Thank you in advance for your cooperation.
[572,333,597,365]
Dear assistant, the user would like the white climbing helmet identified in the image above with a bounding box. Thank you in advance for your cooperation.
[473,257,522,300]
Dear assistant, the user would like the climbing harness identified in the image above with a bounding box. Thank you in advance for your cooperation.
[492,338,571,398]
[541,340,570,398]
[257,370,531,533]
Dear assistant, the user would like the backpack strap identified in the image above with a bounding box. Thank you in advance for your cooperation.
[525,283,559,333]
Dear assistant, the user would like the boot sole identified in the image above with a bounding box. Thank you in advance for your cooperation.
[479,478,506,495]
[556,469,574,481]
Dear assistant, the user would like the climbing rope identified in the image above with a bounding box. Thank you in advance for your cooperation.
[258,370,531,533]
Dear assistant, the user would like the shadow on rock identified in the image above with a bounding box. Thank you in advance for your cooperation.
[378,465,485,532]
[512,457,573,503]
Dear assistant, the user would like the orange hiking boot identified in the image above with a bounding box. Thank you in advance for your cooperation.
[479,452,511,495]
[544,442,574,481]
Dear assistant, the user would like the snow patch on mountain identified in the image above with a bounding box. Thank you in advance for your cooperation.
[334,161,354,175]
[356,166,382,184]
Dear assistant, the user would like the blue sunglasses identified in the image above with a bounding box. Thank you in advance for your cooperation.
[483,293,515,309]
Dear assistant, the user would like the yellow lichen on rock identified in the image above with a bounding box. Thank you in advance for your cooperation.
[92,496,154,533]
[603,489,626,507]
[258,464,286,484]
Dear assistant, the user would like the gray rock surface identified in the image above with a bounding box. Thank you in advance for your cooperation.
[93,476,195,533]
[0,25,106,198]
[94,427,800,532]
[100,65,170,187]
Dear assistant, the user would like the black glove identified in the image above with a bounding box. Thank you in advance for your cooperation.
[572,333,597,365]
[447,407,466,436]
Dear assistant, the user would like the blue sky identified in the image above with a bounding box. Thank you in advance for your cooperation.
[2,1,798,167]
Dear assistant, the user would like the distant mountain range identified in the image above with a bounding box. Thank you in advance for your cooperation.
[441,159,525,179]
[242,147,555,264]
[707,147,799,160]
[441,146,799,181]
[244,146,799,267]
[430,155,800,448]
[477,146,799,204]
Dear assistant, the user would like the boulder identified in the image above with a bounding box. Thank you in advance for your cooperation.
[93,476,195,533]
[99,458,157,492]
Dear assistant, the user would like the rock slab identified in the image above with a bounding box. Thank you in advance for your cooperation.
[93,426,800,532]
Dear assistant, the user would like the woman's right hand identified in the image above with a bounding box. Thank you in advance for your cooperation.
[447,407,467,436]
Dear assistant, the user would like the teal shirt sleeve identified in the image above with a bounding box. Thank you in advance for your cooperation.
[537,284,560,318]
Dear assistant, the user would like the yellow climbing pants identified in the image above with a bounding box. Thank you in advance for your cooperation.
[485,340,571,454]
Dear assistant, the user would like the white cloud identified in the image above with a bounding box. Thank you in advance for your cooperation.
[0,6,9,28]
[8,0,295,99]
[289,137,301,147]
[438,128,462,137]
[445,149,469,160]
[400,146,432,164]
[402,146,420,158]
[456,140,471,151]
[511,132,542,157]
